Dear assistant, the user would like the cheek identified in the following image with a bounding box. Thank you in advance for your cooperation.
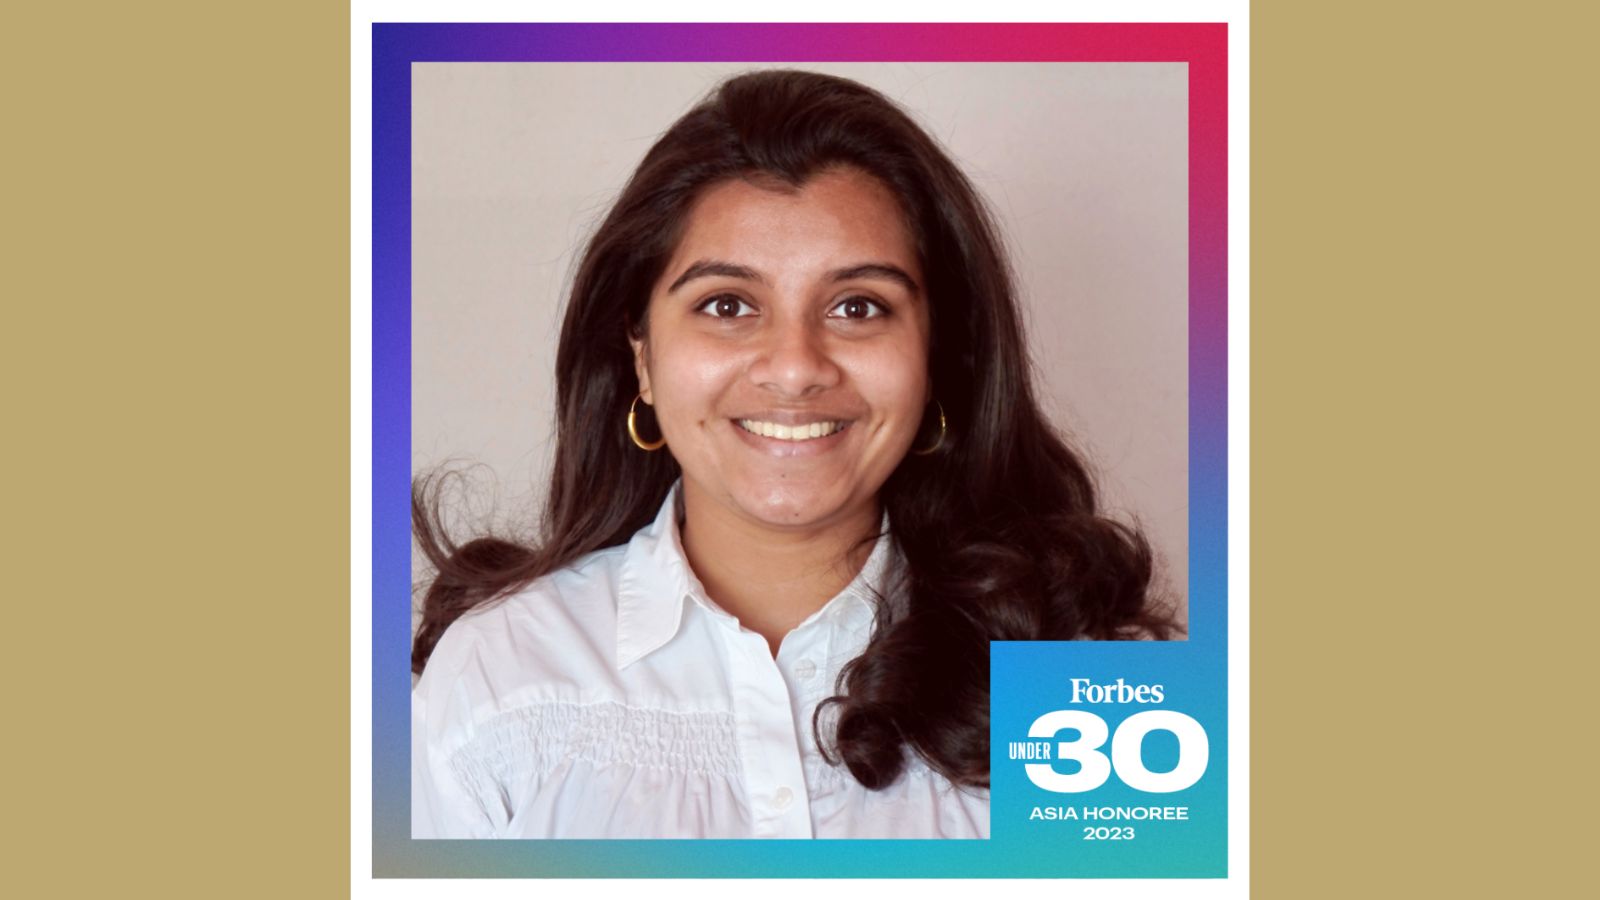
[648,336,745,418]
[850,343,929,422]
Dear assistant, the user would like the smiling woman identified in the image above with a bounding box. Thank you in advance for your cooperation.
[631,170,932,654]
[410,68,1182,840]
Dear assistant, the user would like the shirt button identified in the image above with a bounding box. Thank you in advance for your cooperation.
[773,786,794,810]
[794,658,817,680]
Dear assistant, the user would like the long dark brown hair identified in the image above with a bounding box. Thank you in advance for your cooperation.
[413,68,1181,790]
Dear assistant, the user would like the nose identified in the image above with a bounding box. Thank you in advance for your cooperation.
[748,314,843,398]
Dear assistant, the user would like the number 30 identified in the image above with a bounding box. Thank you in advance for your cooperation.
[1025,710,1209,793]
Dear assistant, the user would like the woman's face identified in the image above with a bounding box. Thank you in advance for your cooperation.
[632,166,932,533]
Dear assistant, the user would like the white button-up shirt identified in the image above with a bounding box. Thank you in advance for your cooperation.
[411,483,991,839]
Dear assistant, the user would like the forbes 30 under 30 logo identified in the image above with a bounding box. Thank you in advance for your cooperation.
[1011,678,1210,793]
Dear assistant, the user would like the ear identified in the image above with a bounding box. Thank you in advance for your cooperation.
[629,333,652,404]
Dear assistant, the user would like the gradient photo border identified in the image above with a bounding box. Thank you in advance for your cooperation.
[367,21,1230,879]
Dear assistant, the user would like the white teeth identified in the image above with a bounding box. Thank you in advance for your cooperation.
[738,419,845,441]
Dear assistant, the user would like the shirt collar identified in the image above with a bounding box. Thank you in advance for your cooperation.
[615,481,894,670]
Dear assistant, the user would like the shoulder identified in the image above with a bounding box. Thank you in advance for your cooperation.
[417,544,633,726]
[453,544,628,646]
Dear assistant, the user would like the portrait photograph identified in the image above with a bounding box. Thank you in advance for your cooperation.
[407,61,1189,840]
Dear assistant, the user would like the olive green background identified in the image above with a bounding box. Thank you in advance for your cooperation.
[7,2,1592,896]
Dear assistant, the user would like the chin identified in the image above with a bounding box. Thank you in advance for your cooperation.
[740,481,855,528]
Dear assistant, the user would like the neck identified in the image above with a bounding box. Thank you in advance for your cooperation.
[678,481,879,657]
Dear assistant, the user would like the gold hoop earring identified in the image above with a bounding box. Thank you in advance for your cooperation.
[911,400,947,456]
[627,393,667,451]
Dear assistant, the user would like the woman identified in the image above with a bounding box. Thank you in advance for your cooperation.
[411,69,1179,839]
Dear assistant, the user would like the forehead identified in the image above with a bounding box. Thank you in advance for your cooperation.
[663,167,920,279]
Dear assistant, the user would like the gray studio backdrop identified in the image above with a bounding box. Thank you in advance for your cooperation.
[411,63,1189,638]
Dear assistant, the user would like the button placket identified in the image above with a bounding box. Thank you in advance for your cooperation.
[728,628,814,838]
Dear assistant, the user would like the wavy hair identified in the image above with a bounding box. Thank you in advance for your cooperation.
[412,69,1181,790]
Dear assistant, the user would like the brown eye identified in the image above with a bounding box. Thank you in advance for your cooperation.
[695,294,755,318]
[828,296,887,320]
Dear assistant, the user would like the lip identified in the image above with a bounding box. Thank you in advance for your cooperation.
[728,416,855,458]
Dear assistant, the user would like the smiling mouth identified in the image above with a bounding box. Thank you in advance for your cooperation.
[735,419,851,442]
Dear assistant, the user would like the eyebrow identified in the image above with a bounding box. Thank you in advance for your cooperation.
[666,258,922,297]
[828,263,922,297]
[667,260,769,293]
